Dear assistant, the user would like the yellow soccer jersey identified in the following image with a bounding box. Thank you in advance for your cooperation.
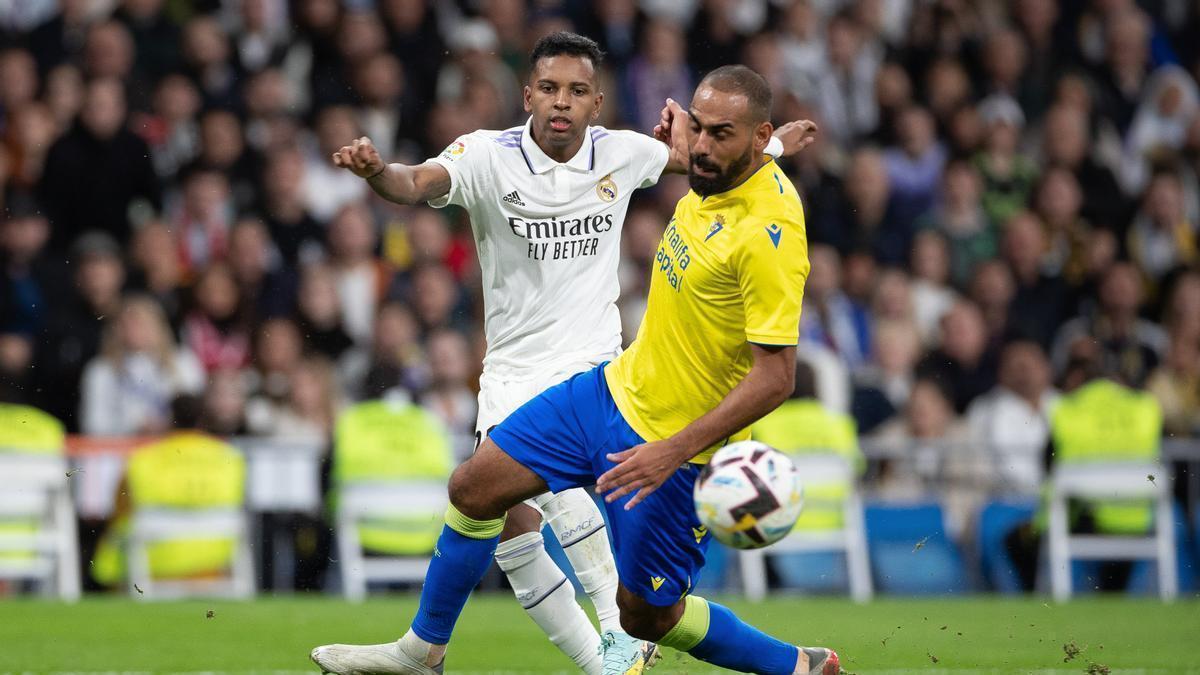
[605,158,810,463]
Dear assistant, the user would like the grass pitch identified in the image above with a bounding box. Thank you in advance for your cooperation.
[1,594,1197,674]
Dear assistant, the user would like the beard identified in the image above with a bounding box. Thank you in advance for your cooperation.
[687,145,755,197]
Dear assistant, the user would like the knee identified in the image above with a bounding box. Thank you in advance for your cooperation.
[447,463,505,521]
[616,595,677,642]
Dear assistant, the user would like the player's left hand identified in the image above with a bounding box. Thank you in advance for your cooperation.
[773,119,819,157]
[596,440,690,510]
[654,98,691,174]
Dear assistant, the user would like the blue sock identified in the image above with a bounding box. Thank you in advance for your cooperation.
[410,505,505,644]
[660,596,799,675]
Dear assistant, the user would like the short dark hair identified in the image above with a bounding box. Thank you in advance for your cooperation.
[171,394,204,429]
[529,31,604,69]
[699,65,773,124]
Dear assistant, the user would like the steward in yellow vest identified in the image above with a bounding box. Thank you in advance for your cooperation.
[0,403,66,565]
[332,398,454,555]
[752,362,864,531]
[92,396,245,587]
[1049,377,1162,535]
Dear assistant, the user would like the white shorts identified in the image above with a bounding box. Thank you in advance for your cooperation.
[474,359,613,511]
[473,361,606,448]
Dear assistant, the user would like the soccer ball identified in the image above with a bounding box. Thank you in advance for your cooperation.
[693,441,804,549]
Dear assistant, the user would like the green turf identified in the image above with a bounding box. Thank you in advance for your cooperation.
[1,594,1198,674]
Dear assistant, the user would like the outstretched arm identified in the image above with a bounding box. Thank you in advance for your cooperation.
[654,100,820,174]
[596,344,796,509]
[332,136,451,205]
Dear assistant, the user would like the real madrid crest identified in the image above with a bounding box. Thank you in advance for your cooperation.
[596,174,617,202]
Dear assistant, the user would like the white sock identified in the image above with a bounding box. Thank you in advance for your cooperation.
[536,489,623,634]
[495,530,602,674]
[399,630,445,667]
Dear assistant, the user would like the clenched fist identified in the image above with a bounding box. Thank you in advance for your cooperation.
[332,136,386,178]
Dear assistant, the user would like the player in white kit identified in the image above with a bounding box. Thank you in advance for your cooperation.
[314,33,814,674]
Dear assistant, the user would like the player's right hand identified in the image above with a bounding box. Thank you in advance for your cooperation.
[332,136,385,179]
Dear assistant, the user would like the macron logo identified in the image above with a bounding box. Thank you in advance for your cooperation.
[502,190,526,206]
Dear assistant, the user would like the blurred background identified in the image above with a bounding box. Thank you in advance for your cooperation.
[1,0,1199,602]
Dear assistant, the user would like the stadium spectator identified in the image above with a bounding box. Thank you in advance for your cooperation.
[1051,261,1168,386]
[815,10,879,145]
[883,106,946,252]
[0,194,61,337]
[79,294,205,435]
[182,262,251,374]
[852,319,920,434]
[918,159,995,287]
[246,316,304,412]
[909,230,957,345]
[247,355,342,442]
[294,262,355,360]
[194,108,260,212]
[344,300,427,401]
[1126,168,1198,286]
[975,94,1038,228]
[39,77,160,251]
[420,328,478,463]
[199,367,250,436]
[181,15,239,110]
[1033,166,1093,285]
[916,300,998,413]
[226,217,295,323]
[969,259,1016,348]
[303,105,368,222]
[1001,211,1070,348]
[36,231,127,429]
[1039,103,1127,231]
[967,340,1059,494]
[141,73,202,180]
[127,221,185,327]
[624,18,692,134]
[4,101,59,190]
[167,165,234,273]
[42,63,84,131]
[800,244,872,372]
[1146,332,1200,438]
[259,147,325,266]
[326,203,391,345]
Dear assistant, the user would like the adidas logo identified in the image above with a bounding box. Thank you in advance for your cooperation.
[502,190,525,206]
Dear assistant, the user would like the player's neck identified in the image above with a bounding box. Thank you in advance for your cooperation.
[716,156,770,196]
[530,125,586,164]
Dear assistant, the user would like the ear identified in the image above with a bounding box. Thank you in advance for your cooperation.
[523,85,532,113]
[753,121,773,154]
[592,91,604,121]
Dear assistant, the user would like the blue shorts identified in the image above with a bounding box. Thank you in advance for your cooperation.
[490,363,712,606]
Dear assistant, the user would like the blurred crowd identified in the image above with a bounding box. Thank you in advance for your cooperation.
[0,0,1199,483]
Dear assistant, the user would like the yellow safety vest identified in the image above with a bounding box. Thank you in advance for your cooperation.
[753,400,864,531]
[0,404,65,562]
[0,403,64,453]
[1049,380,1162,535]
[92,432,245,586]
[333,401,454,555]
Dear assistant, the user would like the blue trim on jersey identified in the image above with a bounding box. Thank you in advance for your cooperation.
[517,143,536,174]
[489,363,712,606]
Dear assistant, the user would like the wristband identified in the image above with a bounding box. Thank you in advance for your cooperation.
[367,164,387,180]
[764,136,784,158]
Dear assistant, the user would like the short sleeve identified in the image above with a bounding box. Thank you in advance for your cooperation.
[626,132,670,189]
[731,216,810,345]
[426,133,489,209]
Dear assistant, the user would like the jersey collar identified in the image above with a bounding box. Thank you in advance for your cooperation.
[519,116,596,175]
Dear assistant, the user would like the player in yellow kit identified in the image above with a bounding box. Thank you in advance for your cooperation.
[319,65,839,675]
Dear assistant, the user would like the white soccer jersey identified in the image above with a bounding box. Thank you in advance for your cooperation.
[428,117,669,378]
